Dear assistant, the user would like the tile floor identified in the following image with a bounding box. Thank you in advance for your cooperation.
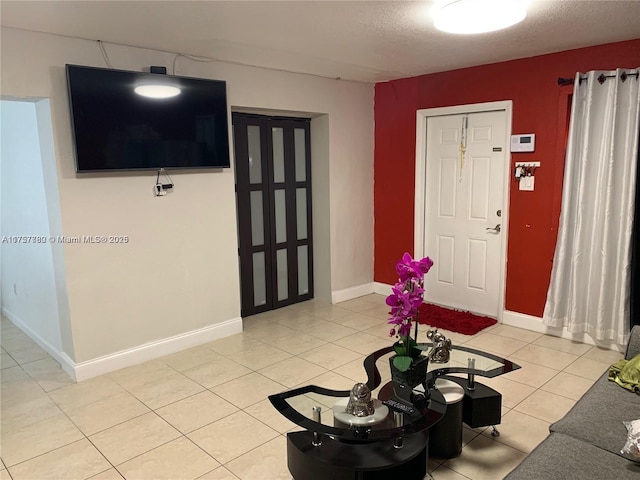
[0,294,625,480]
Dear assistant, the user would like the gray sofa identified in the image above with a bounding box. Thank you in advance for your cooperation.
[505,325,640,479]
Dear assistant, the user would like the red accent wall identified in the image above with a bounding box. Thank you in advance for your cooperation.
[374,39,640,317]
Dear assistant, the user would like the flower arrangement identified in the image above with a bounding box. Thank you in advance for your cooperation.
[386,252,434,372]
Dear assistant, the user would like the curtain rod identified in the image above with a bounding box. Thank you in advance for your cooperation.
[558,70,638,86]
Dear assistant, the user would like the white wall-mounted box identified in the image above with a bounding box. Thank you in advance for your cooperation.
[511,134,535,152]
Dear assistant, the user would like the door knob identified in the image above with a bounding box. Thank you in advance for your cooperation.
[486,224,501,233]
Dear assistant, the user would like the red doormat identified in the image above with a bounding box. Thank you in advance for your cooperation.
[417,303,497,336]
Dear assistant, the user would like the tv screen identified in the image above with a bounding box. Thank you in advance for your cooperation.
[66,64,230,172]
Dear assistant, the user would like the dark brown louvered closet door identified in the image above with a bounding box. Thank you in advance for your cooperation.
[232,113,314,317]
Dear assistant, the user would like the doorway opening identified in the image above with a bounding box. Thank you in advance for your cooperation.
[0,98,73,372]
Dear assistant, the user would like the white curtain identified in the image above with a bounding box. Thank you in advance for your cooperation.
[544,68,640,345]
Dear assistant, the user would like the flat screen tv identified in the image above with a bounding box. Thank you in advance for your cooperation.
[66,64,230,172]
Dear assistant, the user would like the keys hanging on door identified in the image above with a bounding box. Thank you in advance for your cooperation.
[458,115,468,183]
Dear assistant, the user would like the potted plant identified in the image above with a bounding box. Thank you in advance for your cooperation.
[386,252,434,388]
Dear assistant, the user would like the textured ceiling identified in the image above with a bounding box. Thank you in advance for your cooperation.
[1,1,639,82]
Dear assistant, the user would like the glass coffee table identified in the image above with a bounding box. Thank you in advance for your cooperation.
[268,344,520,480]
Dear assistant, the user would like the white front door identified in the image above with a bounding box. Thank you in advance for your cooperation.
[422,110,507,317]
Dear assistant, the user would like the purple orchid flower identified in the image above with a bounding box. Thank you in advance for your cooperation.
[386,253,435,371]
[387,305,415,338]
[386,285,416,318]
[396,321,412,337]
[396,252,434,282]
[416,256,434,276]
[396,252,416,282]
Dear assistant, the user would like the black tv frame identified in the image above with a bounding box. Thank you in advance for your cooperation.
[66,64,231,173]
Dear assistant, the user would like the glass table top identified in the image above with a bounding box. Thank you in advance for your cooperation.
[268,346,447,441]
[268,343,520,441]
[419,343,521,379]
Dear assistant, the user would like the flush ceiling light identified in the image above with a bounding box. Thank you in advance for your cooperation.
[433,0,527,34]
[134,85,181,99]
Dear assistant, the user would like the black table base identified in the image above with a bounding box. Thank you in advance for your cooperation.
[442,376,502,428]
[287,430,429,480]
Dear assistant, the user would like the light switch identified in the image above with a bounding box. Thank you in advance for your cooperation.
[519,176,535,191]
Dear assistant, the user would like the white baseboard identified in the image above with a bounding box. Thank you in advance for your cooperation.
[502,310,554,333]
[331,283,375,304]
[373,282,392,296]
[74,317,243,381]
[502,310,624,352]
[1,306,77,380]
[2,306,244,382]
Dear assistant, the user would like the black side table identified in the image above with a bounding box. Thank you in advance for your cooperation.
[442,375,502,436]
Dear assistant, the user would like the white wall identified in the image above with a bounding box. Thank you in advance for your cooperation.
[310,115,332,303]
[35,99,75,358]
[1,100,63,354]
[0,27,374,366]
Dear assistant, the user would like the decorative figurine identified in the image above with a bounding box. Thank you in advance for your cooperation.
[345,383,375,417]
[426,328,452,363]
